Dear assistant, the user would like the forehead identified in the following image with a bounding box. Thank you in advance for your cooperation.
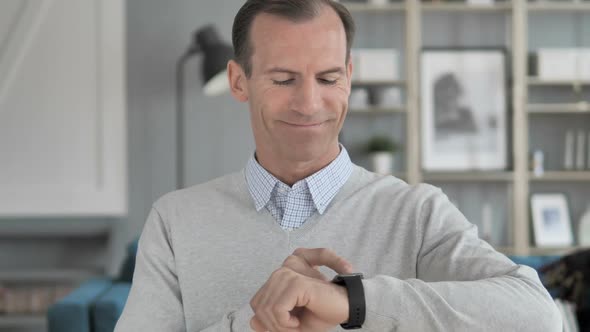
[248,7,347,69]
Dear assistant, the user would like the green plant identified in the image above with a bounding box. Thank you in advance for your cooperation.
[367,135,399,153]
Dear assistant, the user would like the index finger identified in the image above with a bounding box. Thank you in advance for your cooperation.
[292,248,354,274]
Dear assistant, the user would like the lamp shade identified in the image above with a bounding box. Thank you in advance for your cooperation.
[193,25,233,96]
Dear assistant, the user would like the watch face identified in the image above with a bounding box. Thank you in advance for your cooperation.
[339,273,364,279]
[332,273,364,283]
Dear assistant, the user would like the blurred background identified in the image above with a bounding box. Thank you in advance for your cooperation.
[0,0,589,331]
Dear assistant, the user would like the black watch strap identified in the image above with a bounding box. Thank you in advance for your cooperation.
[332,273,365,329]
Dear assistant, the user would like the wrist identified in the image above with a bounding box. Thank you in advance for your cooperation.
[334,284,350,324]
[332,273,366,329]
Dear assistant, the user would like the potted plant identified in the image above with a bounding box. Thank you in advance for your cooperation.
[367,135,399,175]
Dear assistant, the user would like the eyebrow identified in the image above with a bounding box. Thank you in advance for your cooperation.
[264,67,345,76]
[317,67,345,76]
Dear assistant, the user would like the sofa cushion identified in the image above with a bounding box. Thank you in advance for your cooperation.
[508,255,561,272]
[47,278,113,332]
[508,255,563,299]
[92,282,132,332]
[118,238,139,283]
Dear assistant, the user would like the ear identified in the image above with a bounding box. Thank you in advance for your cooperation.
[346,58,353,93]
[227,60,249,102]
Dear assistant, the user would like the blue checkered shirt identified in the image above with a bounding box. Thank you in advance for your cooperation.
[245,145,354,231]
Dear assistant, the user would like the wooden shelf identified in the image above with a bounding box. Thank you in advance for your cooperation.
[497,245,590,256]
[0,315,46,328]
[0,269,101,282]
[528,78,590,87]
[393,172,407,180]
[351,79,406,87]
[528,2,590,12]
[421,2,513,12]
[0,221,110,238]
[529,246,589,256]
[423,171,514,182]
[527,102,590,114]
[344,2,406,13]
[348,107,406,114]
[529,171,590,182]
[496,246,517,255]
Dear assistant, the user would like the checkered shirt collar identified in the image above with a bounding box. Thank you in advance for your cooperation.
[245,145,353,214]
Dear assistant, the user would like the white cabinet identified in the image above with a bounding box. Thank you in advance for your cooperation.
[0,0,127,216]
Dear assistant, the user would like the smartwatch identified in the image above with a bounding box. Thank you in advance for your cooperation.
[331,273,365,330]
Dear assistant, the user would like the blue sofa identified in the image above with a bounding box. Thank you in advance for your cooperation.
[46,243,564,332]
[47,240,138,332]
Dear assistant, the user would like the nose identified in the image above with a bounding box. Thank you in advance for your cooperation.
[291,78,321,116]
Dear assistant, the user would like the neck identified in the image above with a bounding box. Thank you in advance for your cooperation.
[256,144,341,186]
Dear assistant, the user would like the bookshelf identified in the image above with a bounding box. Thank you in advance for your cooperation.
[0,220,110,330]
[0,315,46,329]
[529,171,590,182]
[351,79,407,86]
[421,2,513,12]
[348,107,407,113]
[423,171,514,182]
[342,0,590,256]
[344,2,407,12]
[528,2,590,11]
[528,103,590,114]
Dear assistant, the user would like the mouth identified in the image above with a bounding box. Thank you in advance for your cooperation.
[281,121,325,128]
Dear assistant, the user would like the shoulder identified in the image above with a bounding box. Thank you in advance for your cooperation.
[342,166,450,221]
[152,171,248,214]
[351,166,442,203]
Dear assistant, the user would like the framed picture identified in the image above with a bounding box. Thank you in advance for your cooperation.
[421,48,508,171]
[531,193,573,247]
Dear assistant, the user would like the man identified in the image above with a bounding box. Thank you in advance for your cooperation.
[116,1,561,331]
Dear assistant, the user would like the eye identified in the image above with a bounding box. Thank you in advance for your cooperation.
[272,79,295,86]
[319,78,337,85]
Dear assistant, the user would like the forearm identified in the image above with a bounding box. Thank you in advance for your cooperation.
[199,304,253,332]
[360,266,561,332]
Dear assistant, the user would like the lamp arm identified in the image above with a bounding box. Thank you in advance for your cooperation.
[175,51,197,189]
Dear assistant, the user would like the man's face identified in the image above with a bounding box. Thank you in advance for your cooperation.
[236,7,352,164]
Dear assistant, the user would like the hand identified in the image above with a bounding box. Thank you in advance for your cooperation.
[282,248,354,281]
[250,248,355,332]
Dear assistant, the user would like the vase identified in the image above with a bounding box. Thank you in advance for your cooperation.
[370,152,394,175]
[369,0,389,5]
[578,204,590,246]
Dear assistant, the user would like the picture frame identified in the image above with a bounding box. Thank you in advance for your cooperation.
[531,193,574,247]
[421,48,508,171]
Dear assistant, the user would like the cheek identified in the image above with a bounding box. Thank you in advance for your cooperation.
[324,89,349,113]
[260,88,292,114]
[248,90,288,133]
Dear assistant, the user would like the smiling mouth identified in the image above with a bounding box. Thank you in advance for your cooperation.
[282,121,324,128]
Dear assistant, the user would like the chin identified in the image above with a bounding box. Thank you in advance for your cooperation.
[282,142,335,163]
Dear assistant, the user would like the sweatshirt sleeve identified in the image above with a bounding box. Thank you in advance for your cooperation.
[114,207,254,332]
[359,187,562,332]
